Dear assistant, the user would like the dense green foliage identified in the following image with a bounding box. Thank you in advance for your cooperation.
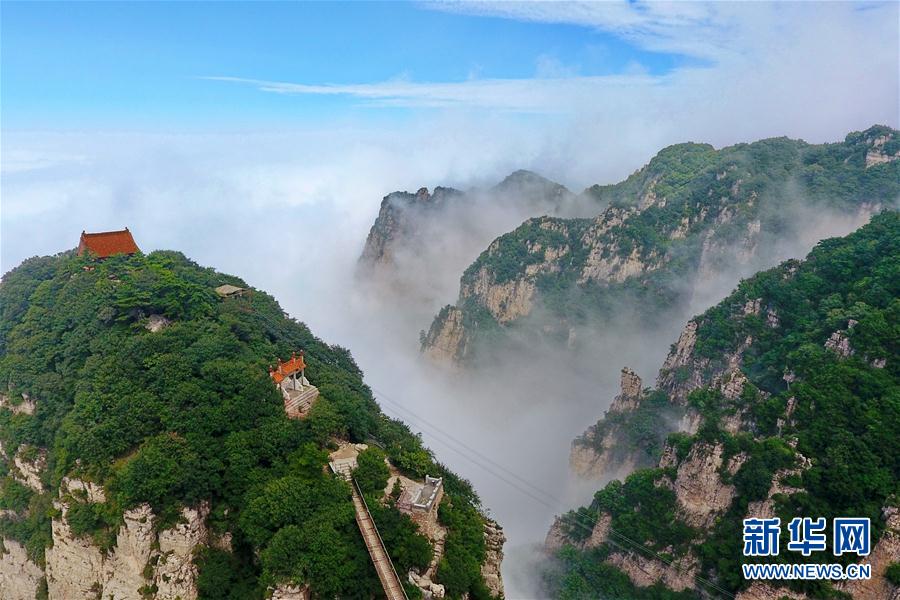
[436,498,492,599]
[545,212,900,597]
[440,126,900,365]
[578,389,683,466]
[354,446,391,494]
[0,249,493,597]
[543,545,695,600]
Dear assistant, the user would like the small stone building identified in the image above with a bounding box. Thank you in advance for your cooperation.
[397,476,444,537]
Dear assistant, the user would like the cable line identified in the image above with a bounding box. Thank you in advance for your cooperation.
[246,305,735,598]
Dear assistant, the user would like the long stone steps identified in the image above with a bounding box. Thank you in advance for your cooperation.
[349,479,408,600]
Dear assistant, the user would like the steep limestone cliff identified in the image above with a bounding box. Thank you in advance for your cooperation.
[544,213,900,598]
[481,519,505,599]
[0,538,44,600]
[45,481,209,600]
[357,171,591,317]
[423,126,900,368]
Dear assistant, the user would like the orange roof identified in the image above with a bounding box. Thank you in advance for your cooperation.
[78,228,140,258]
[270,351,307,384]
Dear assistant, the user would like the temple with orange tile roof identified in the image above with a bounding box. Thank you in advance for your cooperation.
[270,351,319,418]
[77,228,140,258]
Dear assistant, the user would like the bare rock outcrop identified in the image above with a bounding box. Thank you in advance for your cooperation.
[462,265,535,324]
[671,442,740,528]
[569,367,645,479]
[617,367,643,410]
[271,584,312,599]
[605,550,697,592]
[865,134,900,168]
[836,505,900,600]
[13,445,47,492]
[0,538,44,600]
[544,513,611,553]
[825,319,857,358]
[422,306,468,365]
[481,518,505,598]
[145,314,171,332]
[0,392,36,415]
[45,480,210,600]
[736,582,808,600]
[408,572,446,599]
[746,453,810,520]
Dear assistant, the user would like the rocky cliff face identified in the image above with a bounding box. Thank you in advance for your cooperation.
[357,171,596,329]
[44,479,209,600]
[0,473,211,600]
[544,213,900,598]
[481,519,505,599]
[359,186,464,271]
[422,126,900,368]
[0,538,44,600]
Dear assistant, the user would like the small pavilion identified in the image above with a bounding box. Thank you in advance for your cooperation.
[270,351,319,418]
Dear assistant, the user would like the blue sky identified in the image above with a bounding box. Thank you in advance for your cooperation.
[2,1,897,277]
[1,1,701,129]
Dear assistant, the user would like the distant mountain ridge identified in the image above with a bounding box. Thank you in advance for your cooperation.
[421,125,900,367]
[356,170,603,315]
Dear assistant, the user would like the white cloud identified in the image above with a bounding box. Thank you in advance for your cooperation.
[203,2,897,129]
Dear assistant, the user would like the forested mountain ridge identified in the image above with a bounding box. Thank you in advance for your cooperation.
[544,211,900,599]
[421,125,900,367]
[0,249,502,599]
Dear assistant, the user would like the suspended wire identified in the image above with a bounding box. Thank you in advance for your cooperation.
[245,303,736,598]
[369,387,736,600]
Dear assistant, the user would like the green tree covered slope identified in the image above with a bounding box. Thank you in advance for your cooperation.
[0,249,499,599]
[422,126,900,367]
[545,211,900,599]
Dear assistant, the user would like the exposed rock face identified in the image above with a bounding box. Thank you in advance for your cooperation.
[605,551,697,592]
[360,187,464,269]
[0,392,36,415]
[569,367,646,479]
[145,314,171,332]
[837,505,900,599]
[13,445,47,492]
[271,584,312,600]
[481,518,505,598]
[62,475,107,503]
[45,480,210,600]
[462,265,535,324]
[0,538,44,600]
[421,306,468,365]
[865,134,900,168]
[617,367,643,410]
[359,171,582,316]
[408,572,446,599]
[825,319,857,358]
[670,443,741,528]
[422,128,898,370]
[745,452,810,521]
[658,317,754,407]
[544,514,611,553]
[736,582,808,600]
